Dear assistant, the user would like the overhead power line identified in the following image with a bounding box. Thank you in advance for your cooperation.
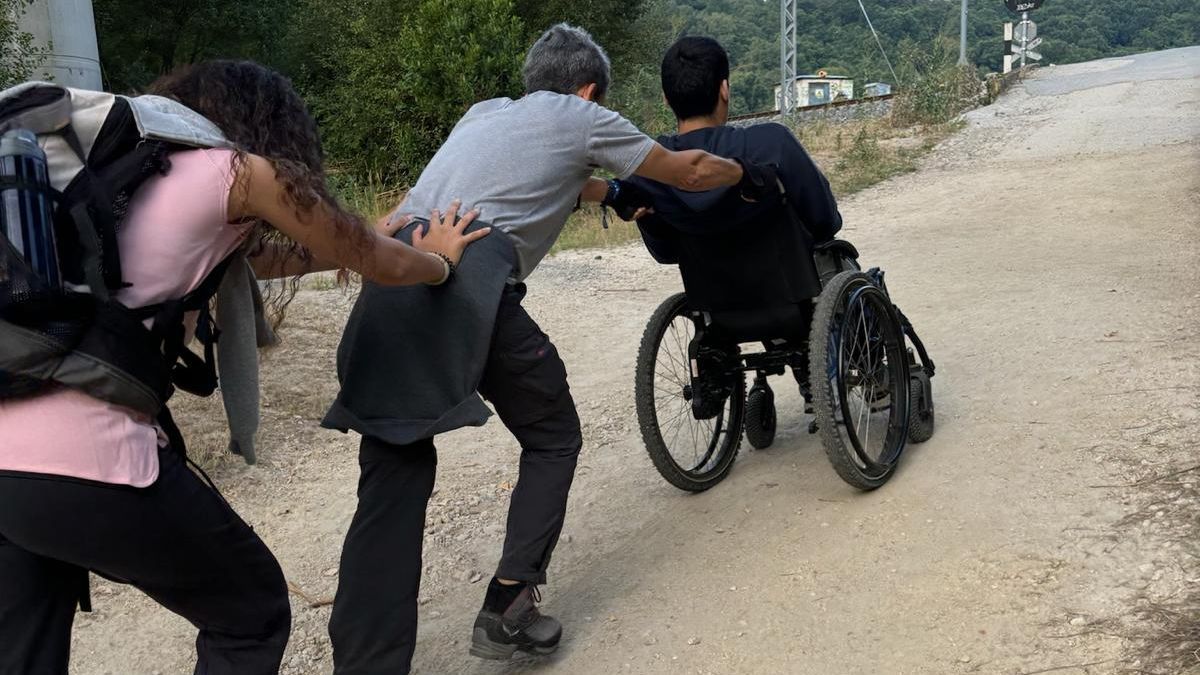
[856,0,901,86]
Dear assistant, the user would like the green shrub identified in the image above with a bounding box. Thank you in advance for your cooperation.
[843,128,883,167]
[892,37,984,126]
[327,171,405,220]
[290,0,526,186]
[0,0,44,88]
[833,127,906,194]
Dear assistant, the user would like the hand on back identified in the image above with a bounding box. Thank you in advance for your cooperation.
[410,199,490,267]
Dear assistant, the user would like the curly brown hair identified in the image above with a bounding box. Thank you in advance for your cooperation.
[147,60,371,327]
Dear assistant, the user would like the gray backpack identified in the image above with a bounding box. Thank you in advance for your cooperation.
[0,82,236,449]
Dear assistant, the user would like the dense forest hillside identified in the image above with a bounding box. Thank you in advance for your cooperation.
[661,0,1200,113]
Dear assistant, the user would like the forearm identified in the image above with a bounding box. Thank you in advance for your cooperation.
[235,155,454,287]
[247,242,339,280]
[808,196,843,241]
[634,145,743,192]
[778,130,842,240]
[580,177,609,204]
[257,211,444,286]
[368,236,447,286]
[687,153,743,191]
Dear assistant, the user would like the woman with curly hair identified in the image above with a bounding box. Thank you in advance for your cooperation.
[0,60,484,675]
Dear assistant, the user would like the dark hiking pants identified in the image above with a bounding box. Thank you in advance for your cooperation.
[329,283,583,674]
[0,447,291,675]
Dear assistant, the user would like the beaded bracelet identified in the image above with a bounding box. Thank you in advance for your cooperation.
[426,252,454,286]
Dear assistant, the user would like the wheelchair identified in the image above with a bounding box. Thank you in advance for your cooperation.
[632,175,936,493]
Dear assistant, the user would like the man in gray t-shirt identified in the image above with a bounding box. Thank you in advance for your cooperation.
[329,24,746,673]
[399,90,657,278]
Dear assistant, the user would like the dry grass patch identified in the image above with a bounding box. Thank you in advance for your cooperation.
[1070,399,1200,674]
[552,208,641,254]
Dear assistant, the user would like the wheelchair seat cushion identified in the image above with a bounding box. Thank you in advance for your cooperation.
[706,301,814,344]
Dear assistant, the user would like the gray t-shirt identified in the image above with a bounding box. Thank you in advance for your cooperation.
[397,91,657,279]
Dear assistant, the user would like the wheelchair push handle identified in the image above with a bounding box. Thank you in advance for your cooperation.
[733,159,786,203]
[602,179,655,222]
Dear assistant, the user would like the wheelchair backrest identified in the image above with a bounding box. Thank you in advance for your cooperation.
[679,215,811,308]
[647,163,861,343]
[673,194,822,315]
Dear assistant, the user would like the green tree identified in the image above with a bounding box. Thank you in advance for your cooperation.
[289,0,527,184]
[1,0,44,88]
[512,0,647,67]
[93,0,292,92]
[599,0,680,136]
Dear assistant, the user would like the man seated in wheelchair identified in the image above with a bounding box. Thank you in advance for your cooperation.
[610,36,848,412]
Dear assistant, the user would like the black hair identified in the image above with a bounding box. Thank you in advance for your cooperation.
[661,36,730,120]
[148,60,369,328]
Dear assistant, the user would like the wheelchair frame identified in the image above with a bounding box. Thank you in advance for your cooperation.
[634,242,936,493]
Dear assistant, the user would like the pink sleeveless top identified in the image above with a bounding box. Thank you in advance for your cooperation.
[0,149,250,487]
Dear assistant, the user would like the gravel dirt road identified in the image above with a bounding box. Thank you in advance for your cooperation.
[71,47,1199,674]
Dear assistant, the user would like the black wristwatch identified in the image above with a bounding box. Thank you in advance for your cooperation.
[602,179,621,206]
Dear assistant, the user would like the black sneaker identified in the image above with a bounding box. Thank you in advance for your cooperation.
[470,585,562,660]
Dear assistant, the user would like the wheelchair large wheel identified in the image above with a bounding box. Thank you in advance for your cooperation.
[636,293,745,492]
[809,271,910,490]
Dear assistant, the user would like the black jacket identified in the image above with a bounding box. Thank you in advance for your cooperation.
[631,123,842,265]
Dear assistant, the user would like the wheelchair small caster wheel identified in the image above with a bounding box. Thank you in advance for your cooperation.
[745,383,777,450]
[907,374,935,443]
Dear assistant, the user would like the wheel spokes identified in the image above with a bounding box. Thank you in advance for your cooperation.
[832,284,905,474]
[652,311,737,476]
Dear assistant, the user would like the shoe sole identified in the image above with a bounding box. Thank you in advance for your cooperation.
[469,628,559,660]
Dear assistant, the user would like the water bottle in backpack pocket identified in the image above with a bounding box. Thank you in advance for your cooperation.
[0,127,61,301]
[0,126,74,398]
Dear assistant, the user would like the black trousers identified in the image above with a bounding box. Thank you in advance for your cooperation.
[0,447,291,675]
[329,283,583,674]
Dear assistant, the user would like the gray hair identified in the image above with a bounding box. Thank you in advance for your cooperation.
[522,23,611,99]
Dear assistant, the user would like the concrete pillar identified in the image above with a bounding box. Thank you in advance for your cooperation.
[958,0,969,66]
[16,0,102,90]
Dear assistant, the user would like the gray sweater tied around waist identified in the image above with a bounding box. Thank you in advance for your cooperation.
[322,220,515,445]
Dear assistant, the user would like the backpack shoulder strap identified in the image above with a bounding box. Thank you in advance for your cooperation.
[131,253,237,322]
[126,95,230,149]
[140,254,237,398]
